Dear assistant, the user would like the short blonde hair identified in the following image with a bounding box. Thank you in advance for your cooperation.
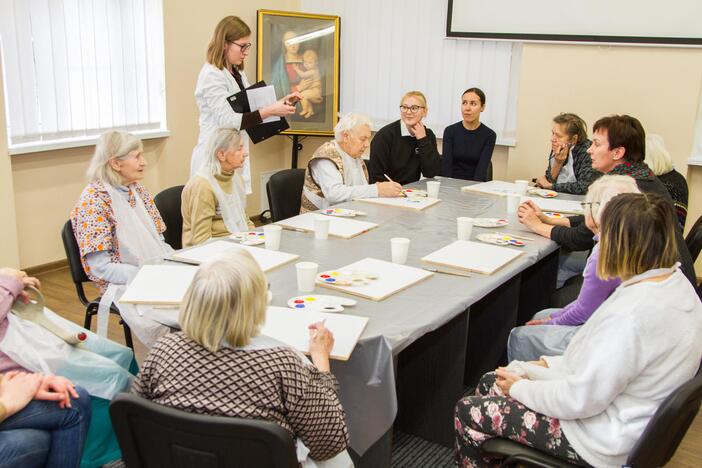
[584,175,640,225]
[204,128,242,176]
[86,131,143,187]
[598,193,678,281]
[179,249,268,352]
[645,134,674,176]
[334,112,373,142]
[206,16,251,70]
[400,90,428,113]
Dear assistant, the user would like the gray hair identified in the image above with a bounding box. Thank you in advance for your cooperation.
[644,134,674,176]
[86,131,143,186]
[584,174,640,225]
[334,112,373,142]
[205,128,243,175]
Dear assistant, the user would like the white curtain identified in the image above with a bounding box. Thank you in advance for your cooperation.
[300,0,521,145]
[0,0,166,151]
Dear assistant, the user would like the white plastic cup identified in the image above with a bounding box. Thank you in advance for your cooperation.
[314,216,331,240]
[506,192,521,213]
[390,237,411,264]
[426,181,441,199]
[296,262,318,292]
[457,217,474,241]
[514,179,529,195]
[263,225,282,250]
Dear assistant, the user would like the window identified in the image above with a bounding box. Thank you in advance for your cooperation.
[301,0,521,145]
[0,0,168,154]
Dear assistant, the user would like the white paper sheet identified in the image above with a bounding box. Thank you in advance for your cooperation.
[261,306,368,361]
[461,180,520,196]
[119,264,198,305]
[354,196,440,211]
[276,212,378,239]
[522,196,583,214]
[171,240,299,272]
[422,240,523,275]
[247,85,280,123]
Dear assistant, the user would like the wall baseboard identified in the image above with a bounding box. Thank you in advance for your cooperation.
[25,259,68,276]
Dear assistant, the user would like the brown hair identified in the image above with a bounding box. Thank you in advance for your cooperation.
[553,113,588,145]
[462,87,486,106]
[597,193,678,281]
[592,115,646,163]
[206,16,251,70]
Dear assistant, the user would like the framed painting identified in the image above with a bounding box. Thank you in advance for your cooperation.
[257,10,340,136]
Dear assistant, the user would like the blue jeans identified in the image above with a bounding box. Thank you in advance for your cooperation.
[0,386,92,468]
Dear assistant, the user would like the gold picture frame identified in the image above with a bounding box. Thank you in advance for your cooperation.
[257,10,340,136]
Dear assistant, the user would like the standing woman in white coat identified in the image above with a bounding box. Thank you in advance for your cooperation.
[191,16,300,189]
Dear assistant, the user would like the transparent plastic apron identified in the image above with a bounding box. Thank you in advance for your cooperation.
[196,168,250,234]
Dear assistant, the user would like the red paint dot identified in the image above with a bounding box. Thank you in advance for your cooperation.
[320,274,330,278]
[294,300,304,303]
[78,332,87,341]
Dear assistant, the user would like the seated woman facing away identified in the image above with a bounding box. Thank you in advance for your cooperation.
[507,175,639,362]
[132,250,352,467]
[533,113,598,195]
[71,131,173,346]
[300,112,402,213]
[368,91,441,185]
[0,268,91,468]
[182,128,253,247]
[441,87,496,182]
[645,133,688,229]
[455,192,702,467]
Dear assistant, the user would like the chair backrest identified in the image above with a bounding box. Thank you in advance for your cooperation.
[626,369,702,467]
[685,215,702,264]
[110,393,299,468]
[266,169,306,222]
[154,185,185,250]
[61,220,91,306]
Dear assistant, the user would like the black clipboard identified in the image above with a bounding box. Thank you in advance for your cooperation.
[227,80,289,144]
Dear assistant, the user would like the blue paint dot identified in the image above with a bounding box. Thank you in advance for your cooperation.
[295,304,305,308]
[325,278,335,282]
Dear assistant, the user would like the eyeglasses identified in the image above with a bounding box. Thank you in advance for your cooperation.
[580,201,601,211]
[228,41,252,53]
[399,105,425,113]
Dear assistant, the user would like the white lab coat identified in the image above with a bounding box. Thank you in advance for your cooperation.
[190,63,252,194]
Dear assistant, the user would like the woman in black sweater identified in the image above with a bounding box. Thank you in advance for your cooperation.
[368,91,441,185]
[441,88,496,181]
[645,134,689,229]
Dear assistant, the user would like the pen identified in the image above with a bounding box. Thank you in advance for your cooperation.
[383,173,394,183]
[280,226,306,233]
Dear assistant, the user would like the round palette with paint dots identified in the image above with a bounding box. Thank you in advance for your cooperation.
[402,189,428,198]
[321,208,364,217]
[528,188,558,198]
[544,212,564,219]
[286,295,357,313]
[231,231,265,245]
[316,270,379,287]
[473,218,509,228]
[477,233,525,247]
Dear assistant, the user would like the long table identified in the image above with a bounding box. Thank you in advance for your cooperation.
[259,177,582,466]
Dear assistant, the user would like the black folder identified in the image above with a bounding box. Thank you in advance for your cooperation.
[227,80,289,144]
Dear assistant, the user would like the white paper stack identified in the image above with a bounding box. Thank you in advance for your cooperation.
[171,240,299,272]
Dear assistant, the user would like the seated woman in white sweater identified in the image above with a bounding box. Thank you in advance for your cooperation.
[454,192,702,467]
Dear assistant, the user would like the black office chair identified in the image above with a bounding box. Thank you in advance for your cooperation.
[154,185,185,250]
[109,393,299,468]
[479,369,702,467]
[685,214,702,264]
[266,169,306,222]
[61,220,133,349]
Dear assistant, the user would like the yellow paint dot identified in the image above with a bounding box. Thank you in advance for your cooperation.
[305,297,316,301]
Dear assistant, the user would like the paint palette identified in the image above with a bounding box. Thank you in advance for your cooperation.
[528,188,558,198]
[402,188,428,198]
[544,212,565,219]
[473,218,509,228]
[316,270,379,287]
[230,231,265,246]
[320,208,366,217]
[287,295,357,313]
[477,233,525,247]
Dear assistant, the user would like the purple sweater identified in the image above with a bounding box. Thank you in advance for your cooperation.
[548,242,621,326]
[0,275,27,373]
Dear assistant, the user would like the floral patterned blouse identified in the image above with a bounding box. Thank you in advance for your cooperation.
[70,179,165,292]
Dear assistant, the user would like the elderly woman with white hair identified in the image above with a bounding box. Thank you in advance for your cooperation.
[507,175,640,362]
[645,133,688,228]
[300,112,403,213]
[182,128,253,247]
[133,249,353,467]
[71,131,172,345]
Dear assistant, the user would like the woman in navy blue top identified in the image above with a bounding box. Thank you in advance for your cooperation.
[441,88,496,181]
